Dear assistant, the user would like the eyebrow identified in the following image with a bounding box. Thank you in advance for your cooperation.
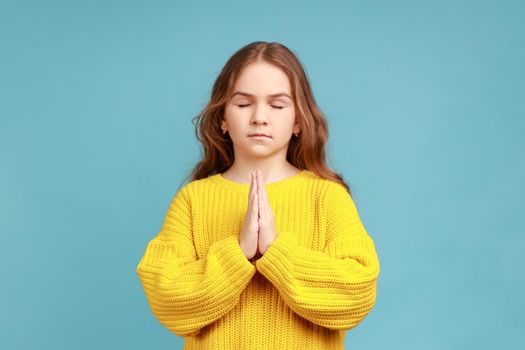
[231,91,293,100]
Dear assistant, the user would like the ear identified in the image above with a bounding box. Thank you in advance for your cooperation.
[293,124,300,134]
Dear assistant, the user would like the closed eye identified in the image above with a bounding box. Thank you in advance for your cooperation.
[237,104,284,109]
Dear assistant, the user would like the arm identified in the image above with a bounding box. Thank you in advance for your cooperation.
[136,185,256,336]
[255,182,380,330]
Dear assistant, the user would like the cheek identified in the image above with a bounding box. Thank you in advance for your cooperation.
[279,111,297,132]
[223,104,234,120]
[223,107,243,129]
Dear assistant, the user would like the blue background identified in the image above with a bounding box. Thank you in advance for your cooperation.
[1,0,523,349]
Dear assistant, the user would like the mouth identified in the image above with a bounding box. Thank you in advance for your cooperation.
[248,133,272,138]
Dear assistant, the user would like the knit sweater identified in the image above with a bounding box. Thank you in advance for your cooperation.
[135,169,380,350]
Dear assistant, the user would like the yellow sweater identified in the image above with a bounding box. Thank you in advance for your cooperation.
[136,169,380,349]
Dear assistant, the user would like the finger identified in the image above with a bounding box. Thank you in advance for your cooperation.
[253,172,257,197]
[251,190,258,220]
[251,173,259,213]
[257,171,269,220]
[256,172,264,218]
[247,172,253,211]
[251,174,258,217]
[253,172,259,204]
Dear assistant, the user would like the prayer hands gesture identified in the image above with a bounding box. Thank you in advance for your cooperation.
[239,170,277,261]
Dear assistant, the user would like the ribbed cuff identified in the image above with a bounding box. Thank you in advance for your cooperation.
[216,234,257,276]
[255,231,298,275]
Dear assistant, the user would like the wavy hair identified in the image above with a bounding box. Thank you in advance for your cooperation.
[181,41,352,196]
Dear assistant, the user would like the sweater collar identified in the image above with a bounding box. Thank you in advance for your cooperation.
[209,169,310,194]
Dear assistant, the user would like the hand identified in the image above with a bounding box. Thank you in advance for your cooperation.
[238,171,260,260]
[255,169,277,255]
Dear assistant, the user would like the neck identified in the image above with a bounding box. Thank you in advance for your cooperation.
[223,160,300,184]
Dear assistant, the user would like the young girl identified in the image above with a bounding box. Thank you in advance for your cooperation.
[136,41,380,350]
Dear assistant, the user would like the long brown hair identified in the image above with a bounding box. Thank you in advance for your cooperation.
[181,41,352,196]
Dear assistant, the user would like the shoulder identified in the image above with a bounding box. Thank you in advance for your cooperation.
[323,179,351,200]
[315,177,358,215]
[293,171,355,213]
[172,174,217,202]
[301,171,350,199]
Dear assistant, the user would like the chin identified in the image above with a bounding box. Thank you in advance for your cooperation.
[247,149,274,157]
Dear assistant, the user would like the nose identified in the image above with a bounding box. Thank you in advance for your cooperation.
[250,104,269,125]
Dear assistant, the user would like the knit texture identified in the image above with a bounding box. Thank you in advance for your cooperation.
[136,169,380,349]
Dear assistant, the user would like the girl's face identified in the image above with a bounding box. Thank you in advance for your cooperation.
[222,61,299,160]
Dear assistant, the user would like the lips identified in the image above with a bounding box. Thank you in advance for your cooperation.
[248,133,271,138]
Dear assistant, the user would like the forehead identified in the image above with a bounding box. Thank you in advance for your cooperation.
[232,61,291,96]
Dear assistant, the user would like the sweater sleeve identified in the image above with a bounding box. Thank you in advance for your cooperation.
[255,182,380,331]
[135,185,257,336]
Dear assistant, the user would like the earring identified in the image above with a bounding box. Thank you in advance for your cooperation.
[222,129,227,134]
[294,132,299,137]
